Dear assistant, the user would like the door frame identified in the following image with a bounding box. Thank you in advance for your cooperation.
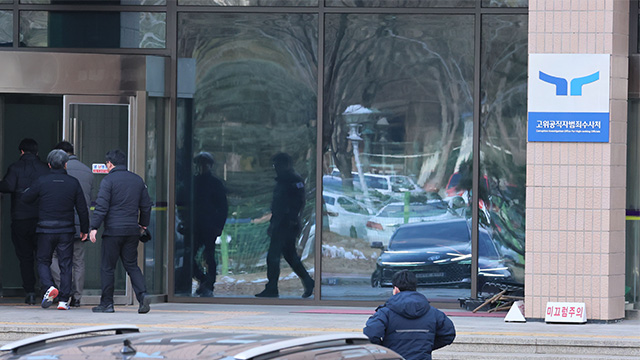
[63,95,146,305]
[0,51,164,302]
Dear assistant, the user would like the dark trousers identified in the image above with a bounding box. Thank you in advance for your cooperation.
[36,232,74,302]
[193,229,217,290]
[265,227,311,291]
[100,235,146,306]
[11,219,39,294]
[51,237,85,300]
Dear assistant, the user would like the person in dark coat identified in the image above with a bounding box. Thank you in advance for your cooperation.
[255,152,314,299]
[363,270,456,360]
[50,141,94,307]
[22,149,90,310]
[192,151,228,297]
[0,138,50,305]
[89,149,153,314]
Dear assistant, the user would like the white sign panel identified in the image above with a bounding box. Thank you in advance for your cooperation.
[504,300,526,322]
[528,54,610,142]
[92,163,109,174]
[545,302,587,323]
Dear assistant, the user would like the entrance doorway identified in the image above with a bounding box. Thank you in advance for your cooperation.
[64,95,134,305]
[0,51,167,305]
[0,94,62,298]
[0,94,136,305]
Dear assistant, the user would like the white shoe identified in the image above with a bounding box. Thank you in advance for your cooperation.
[57,301,70,310]
[41,286,58,309]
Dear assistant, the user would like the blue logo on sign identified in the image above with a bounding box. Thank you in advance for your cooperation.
[538,71,599,96]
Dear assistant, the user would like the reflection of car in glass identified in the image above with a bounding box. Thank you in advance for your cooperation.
[0,325,403,360]
[370,219,513,288]
[323,191,372,238]
[365,201,456,246]
[329,170,424,196]
[445,172,463,198]
[444,172,492,225]
[445,172,490,199]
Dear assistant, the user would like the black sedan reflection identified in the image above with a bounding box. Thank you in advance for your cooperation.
[370,218,513,288]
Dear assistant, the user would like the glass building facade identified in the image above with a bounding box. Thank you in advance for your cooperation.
[0,0,637,316]
[170,2,527,303]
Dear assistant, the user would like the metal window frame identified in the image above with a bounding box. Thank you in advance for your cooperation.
[0,0,528,307]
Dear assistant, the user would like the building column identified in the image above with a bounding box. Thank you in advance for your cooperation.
[526,0,629,320]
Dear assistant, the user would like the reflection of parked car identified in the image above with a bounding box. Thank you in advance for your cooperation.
[444,172,489,199]
[330,170,424,196]
[444,172,492,225]
[365,201,456,246]
[323,191,372,238]
[0,325,403,360]
[370,219,513,288]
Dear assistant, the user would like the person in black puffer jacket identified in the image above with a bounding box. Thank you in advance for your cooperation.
[0,138,50,305]
[22,149,89,310]
[364,270,456,360]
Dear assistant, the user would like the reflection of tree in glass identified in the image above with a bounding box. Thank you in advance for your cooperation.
[180,0,315,5]
[177,13,318,275]
[178,13,317,215]
[323,14,473,192]
[326,0,475,7]
[481,15,527,168]
[480,15,527,281]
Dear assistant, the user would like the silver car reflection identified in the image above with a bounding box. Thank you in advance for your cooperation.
[365,201,457,246]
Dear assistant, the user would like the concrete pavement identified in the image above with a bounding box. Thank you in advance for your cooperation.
[0,301,639,358]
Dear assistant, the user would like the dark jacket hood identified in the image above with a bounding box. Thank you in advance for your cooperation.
[110,165,128,173]
[386,291,431,319]
[275,169,303,183]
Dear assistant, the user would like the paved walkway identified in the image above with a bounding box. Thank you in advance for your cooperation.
[0,301,638,343]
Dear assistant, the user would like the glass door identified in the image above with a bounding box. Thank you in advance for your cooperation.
[63,95,135,305]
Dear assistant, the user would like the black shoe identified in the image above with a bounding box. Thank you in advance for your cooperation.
[69,297,81,307]
[198,288,214,297]
[255,289,279,298]
[92,304,114,313]
[196,284,214,297]
[302,279,315,298]
[25,293,36,305]
[138,295,151,314]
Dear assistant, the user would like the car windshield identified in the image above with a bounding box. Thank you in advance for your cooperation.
[323,195,335,205]
[337,197,369,215]
[378,202,448,218]
[478,231,500,259]
[388,221,501,259]
[447,173,460,188]
[390,176,417,189]
[389,221,469,251]
[363,175,389,190]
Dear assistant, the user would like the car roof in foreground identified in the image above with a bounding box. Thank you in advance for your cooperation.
[1,325,403,360]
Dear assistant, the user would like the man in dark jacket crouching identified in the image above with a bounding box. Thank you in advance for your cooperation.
[22,149,89,310]
[363,270,456,360]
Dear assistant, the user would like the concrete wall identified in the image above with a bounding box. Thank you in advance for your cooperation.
[526,0,629,320]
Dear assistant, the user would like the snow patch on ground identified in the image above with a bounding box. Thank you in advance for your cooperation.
[322,244,367,260]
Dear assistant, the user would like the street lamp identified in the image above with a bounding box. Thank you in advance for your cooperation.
[343,105,374,198]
